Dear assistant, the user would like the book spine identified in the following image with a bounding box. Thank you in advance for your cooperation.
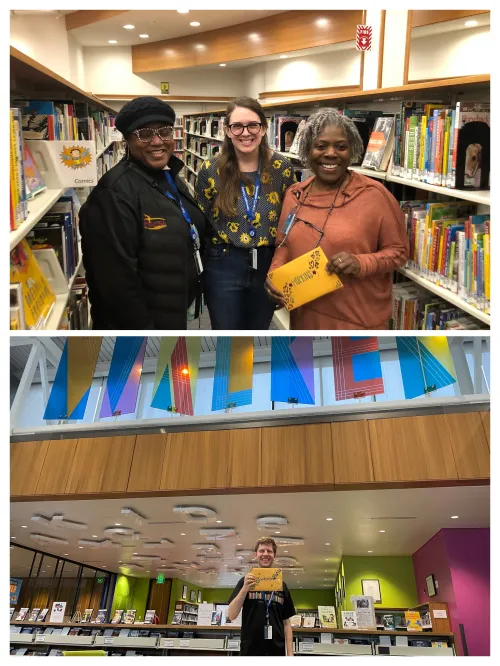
[10,110,20,230]
[434,113,444,185]
[14,110,28,222]
[404,118,412,179]
[484,231,490,311]
[419,115,427,180]
[449,240,457,292]
[413,123,420,180]
[430,110,439,185]
[394,111,401,176]
[450,102,461,189]
[442,114,451,181]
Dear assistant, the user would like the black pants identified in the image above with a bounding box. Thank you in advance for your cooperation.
[203,244,276,330]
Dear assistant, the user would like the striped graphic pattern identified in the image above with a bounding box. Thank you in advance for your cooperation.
[271,337,315,405]
[100,337,147,417]
[151,337,201,415]
[332,337,384,401]
[397,337,456,399]
[44,337,102,420]
[212,337,254,411]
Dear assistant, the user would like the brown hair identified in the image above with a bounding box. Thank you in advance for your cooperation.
[215,96,271,216]
[254,536,277,555]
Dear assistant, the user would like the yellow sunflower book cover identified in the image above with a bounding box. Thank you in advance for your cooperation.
[268,248,343,310]
[250,568,283,592]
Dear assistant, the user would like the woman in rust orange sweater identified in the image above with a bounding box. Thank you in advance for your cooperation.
[266,108,409,330]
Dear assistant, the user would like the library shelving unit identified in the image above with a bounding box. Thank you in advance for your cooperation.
[262,74,490,329]
[182,111,225,196]
[173,118,185,174]
[172,600,199,625]
[10,621,457,656]
[10,47,119,331]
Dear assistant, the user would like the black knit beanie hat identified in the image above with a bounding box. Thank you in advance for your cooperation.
[115,96,176,137]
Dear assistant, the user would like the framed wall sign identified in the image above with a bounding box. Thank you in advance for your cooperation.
[190,590,196,602]
[182,585,187,600]
[426,574,437,597]
[361,579,381,603]
[197,590,202,603]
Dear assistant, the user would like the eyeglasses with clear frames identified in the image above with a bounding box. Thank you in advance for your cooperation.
[132,126,174,143]
[228,122,263,136]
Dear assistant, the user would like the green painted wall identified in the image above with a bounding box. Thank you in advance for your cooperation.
[167,578,204,624]
[342,556,419,611]
[201,587,334,609]
[111,575,150,621]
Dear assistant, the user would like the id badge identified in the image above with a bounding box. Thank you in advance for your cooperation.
[264,625,272,640]
[194,250,203,275]
[283,211,296,234]
[252,248,258,270]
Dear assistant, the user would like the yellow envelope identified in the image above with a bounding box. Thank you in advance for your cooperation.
[268,248,343,311]
[250,568,283,592]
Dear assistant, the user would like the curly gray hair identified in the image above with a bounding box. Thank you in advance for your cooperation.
[297,108,364,167]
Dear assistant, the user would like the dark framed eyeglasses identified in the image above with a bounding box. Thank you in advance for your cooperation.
[228,122,263,136]
[132,126,174,143]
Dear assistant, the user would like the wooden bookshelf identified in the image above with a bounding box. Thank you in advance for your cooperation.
[10,46,115,112]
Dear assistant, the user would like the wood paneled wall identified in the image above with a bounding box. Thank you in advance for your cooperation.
[410,9,489,28]
[132,10,362,73]
[148,579,172,625]
[11,412,490,501]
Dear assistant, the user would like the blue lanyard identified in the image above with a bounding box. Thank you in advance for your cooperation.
[240,163,261,237]
[262,592,274,624]
[164,171,201,252]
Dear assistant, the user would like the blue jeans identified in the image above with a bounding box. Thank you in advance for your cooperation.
[203,244,276,330]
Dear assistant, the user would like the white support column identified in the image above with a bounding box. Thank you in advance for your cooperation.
[93,378,106,423]
[10,340,43,431]
[135,377,147,420]
[382,10,410,88]
[449,338,474,396]
[362,10,383,90]
[38,347,50,408]
[473,338,484,394]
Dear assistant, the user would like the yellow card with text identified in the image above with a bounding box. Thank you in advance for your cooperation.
[268,248,343,310]
[250,568,283,592]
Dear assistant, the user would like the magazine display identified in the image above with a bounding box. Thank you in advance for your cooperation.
[28,609,40,622]
[350,596,376,630]
[123,609,137,625]
[81,609,93,623]
[342,610,358,629]
[361,116,395,171]
[95,609,107,624]
[318,606,337,629]
[111,610,124,624]
[16,608,29,621]
[144,610,156,624]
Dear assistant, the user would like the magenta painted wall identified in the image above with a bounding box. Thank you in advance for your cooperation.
[443,528,490,657]
[412,528,490,656]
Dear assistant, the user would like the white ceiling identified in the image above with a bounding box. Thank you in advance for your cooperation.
[10,485,489,589]
[68,10,284,47]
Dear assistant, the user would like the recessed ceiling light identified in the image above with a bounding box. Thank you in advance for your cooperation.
[79,546,83,549]
[177,9,189,13]
[379,530,386,533]
[237,543,242,546]
[249,33,260,41]
[108,40,117,44]
[115,523,121,526]
[21,526,27,529]
[326,518,333,521]
[123,24,135,30]
[92,535,98,538]
[216,520,222,524]
[103,566,107,568]
[64,554,68,556]
[451,516,459,519]
[275,531,280,534]
[325,543,330,546]
[280,55,288,59]
[190,22,200,27]
[139,34,149,39]
[368,550,373,553]
[181,533,186,536]
[118,561,122,563]
[219,63,226,67]
[316,18,329,27]
[284,551,288,553]
[465,20,479,27]
[146,570,150,572]
[11,536,16,539]
[133,553,138,556]
[184,560,188,562]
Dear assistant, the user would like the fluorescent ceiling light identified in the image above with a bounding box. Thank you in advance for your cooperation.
[108,40,117,44]
[219,63,226,67]
[123,24,135,29]
[139,34,149,38]
[190,22,200,27]
[280,55,288,59]
[451,516,459,519]
[316,18,329,27]
[464,20,479,27]
[177,9,189,13]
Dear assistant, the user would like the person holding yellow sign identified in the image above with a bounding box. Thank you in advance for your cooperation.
[227,537,295,656]
[266,108,408,330]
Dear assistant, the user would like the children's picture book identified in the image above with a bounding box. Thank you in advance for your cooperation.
[342,610,358,629]
[249,567,283,592]
[16,608,29,621]
[28,609,40,622]
[23,141,46,198]
[268,248,343,311]
[95,609,107,624]
[36,609,49,622]
[318,606,337,629]
[10,608,16,620]
[81,609,93,623]
[290,615,302,628]
[172,611,183,625]
[302,617,316,628]
[211,610,223,626]
[405,610,423,631]
[123,609,137,625]
[110,610,124,624]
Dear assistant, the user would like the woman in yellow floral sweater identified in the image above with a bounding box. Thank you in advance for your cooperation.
[195,97,295,330]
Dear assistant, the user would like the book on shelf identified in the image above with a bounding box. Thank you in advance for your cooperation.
[289,614,303,628]
[10,108,28,230]
[382,614,395,630]
[36,608,49,623]
[344,109,388,164]
[172,611,184,625]
[144,610,156,624]
[28,609,40,622]
[341,610,358,629]
[318,606,337,629]
[81,609,94,623]
[15,608,29,621]
[361,116,395,171]
[302,617,316,628]
[95,609,107,624]
[405,610,423,631]
[432,641,449,648]
[123,609,137,624]
[111,610,124,624]
[119,628,130,637]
